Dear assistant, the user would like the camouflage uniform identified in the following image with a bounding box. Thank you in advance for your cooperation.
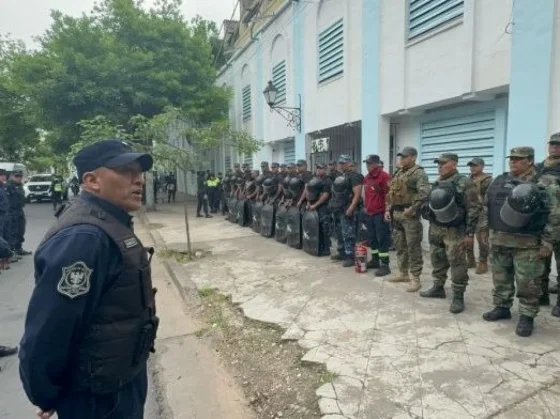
[536,154,560,303]
[481,147,558,333]
[387,155,429,281]
[466,172,492,267]
[424,167,481,296]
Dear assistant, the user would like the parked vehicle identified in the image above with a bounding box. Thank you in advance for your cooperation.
[24,174,69,203]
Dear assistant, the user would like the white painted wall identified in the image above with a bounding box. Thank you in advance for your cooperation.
[549,1,560,136]
[302,0,362,133]
[380,0,513,115]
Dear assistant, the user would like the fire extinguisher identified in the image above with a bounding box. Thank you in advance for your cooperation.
[355,242,368,273]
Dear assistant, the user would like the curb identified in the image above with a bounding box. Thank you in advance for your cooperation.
[138,209,202,309]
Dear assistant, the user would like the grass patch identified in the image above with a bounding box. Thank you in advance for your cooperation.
[198,286,216,298]
[157,247,206,264]
[319,370,338,384]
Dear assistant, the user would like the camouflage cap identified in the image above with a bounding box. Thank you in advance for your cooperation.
[467,157,485,167]
[260,161,269,167]
[296,159,307,166]
[363,154,381,164]
[286,162,296,168]
[507,147,534,158]
[549,132,560,144]
[316,162,327,169]
[397,146,418,157]
[271,162,280,168]
[337,154,353,163]
[434,153,459,163]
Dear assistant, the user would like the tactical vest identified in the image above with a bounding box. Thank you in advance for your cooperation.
[306,177,324,203]
[389,166,422,206]
[41,198,158,394]
[487,173,546,235]
[537,161,560,185]
[330,174,352,209]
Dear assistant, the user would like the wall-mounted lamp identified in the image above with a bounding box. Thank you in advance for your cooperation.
[263,80,302,133]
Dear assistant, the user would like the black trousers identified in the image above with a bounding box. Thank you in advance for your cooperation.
[167,189,176,203]
[364,212,391,262]
[317,205,331,254]
[197,191,209,216]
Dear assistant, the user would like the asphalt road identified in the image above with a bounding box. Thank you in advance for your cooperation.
[0,201,159,419]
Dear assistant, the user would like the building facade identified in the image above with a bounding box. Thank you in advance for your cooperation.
[213,0,559,178]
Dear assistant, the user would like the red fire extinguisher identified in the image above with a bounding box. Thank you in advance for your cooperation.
[355,242,368,273]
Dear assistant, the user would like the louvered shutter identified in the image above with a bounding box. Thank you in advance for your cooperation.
[318,19,344,83]
[409,0,464,39]
[420,111,496,182]
[284,140,296,164]
[272,60,287,104]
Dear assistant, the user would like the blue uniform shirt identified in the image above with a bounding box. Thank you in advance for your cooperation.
[19,192,134,411]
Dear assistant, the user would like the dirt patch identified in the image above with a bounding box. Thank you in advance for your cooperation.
[194,287,331,419]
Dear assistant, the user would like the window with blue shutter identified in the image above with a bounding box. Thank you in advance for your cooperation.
[284,140,295,164]
[272,60,287,104]
[419,111,497,182]
[242,85,252,121]
[318,18,344,83]
[408,0,464,39]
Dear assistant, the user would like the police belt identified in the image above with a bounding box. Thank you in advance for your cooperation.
[391,204,411,211]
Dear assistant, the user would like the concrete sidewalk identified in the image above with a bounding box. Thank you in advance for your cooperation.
[143,202,560,419]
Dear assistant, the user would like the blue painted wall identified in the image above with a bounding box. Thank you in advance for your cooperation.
[361,0,381,172]
[506,0,555,162]
[293,1,305,160]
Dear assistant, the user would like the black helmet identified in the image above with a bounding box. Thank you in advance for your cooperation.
[246,180,256,195]
[306,177,324,202]
[500,183,540,228]
[332,175,349,194]
[428,187,458,224]
[288,177,304,197]
[262,177,278,197]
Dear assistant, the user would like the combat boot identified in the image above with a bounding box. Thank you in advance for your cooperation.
[406,276,421,292]
[482,307,512,321]
[16,249,32,256]
[342,257,354,268]
[367,254,380,269]
[419,284,446,298]
[539,294,550,306]
[552,294,560,317]
[389,273,409,283]
[449,292,465,314]
[331,253,344,261]
[516,315,534,337]
[374,263,391,277]
[475,261,488,275]
[466,253,476,269]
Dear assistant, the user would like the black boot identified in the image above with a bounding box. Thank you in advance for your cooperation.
[539,294,550,306]
[449,292,465,314]
[374,262,391,277]
[16,249,32,256]
[331,253,344,261]
[367,254,380,269]
[482,307,512,322]
[342,257,355,268]
[552,294,560,317]
[419,285,446,299]
[516,315,534,337]
[0,345,17,357]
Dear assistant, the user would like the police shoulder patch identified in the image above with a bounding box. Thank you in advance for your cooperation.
[57,261,92,299]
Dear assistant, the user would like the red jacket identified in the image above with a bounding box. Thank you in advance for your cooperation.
[363,168,390,215]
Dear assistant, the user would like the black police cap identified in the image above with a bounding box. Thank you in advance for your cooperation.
[73,139,153,180]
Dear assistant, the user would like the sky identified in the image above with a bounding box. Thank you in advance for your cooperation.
[0,0,238,47]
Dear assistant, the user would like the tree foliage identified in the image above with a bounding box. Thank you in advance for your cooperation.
[0,35,39,162]
[10,0,230,153]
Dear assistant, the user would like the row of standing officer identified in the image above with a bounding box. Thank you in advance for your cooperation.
[0,168,31,259]
[386,134,560,338]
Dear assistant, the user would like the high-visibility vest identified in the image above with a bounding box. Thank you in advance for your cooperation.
[54,183,63,192]
[206,179,218,187]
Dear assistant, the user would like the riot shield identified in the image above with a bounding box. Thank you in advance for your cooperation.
[286,207,302,249]
[356,209,369,243]
[252,201,263,233]
[260,202,276,237]
[229,197,238,223]
[274,204,288,243]
[238,199,248,227]
[302,210,320,256]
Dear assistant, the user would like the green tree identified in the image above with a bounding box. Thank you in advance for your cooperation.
[10,0,230,153]
[0,35,39,162]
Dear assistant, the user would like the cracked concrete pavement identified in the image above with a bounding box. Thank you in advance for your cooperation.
[143,203,560,419]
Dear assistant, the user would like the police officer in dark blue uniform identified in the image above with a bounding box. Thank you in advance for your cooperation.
[19,139,159,419]
[7,170,31,256]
